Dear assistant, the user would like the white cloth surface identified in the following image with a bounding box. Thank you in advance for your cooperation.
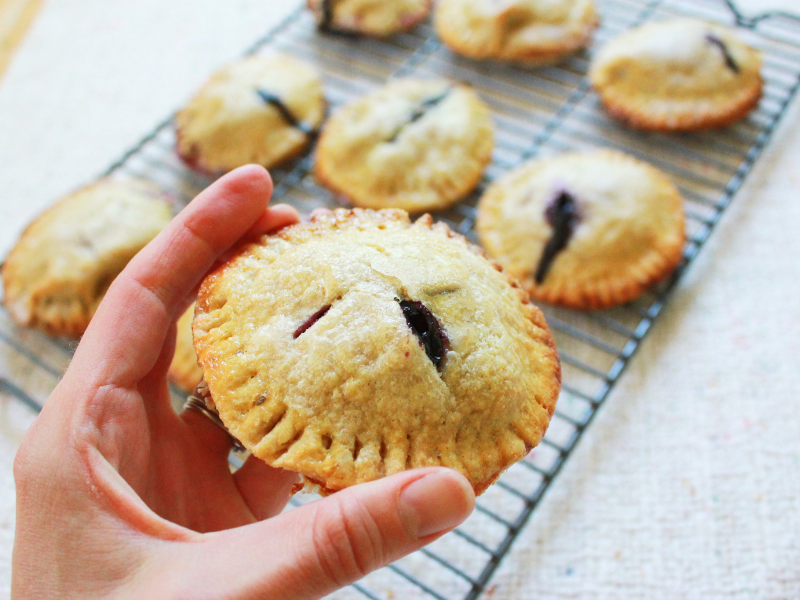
[0,1,799,599]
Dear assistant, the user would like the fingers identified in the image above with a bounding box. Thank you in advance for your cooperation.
[243,203,299,240]
[167,468,474,600]
[74,165,275,390]
[178,408,236,461]
[232,456,299,520]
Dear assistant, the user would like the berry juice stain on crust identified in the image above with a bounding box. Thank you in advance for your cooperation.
[397,299,449,371]
[705,34,740,74]
[387,90,451,143]
[256,90,314,135]
[294,305,331,338]
[535,190,581,284]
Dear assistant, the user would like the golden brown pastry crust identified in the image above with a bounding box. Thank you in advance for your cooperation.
[476,150,686,310]
[2,178,172,337]
[169,302,204,393]
[315,78,494,213]
[176,53,325,174]
[435,0,599,66]
[194,208,560,495]
[589,18,762,131]
[307,0,432,38]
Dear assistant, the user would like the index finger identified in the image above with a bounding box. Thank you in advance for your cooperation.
[74,165,297,390]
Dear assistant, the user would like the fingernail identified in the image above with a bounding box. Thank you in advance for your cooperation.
[399,470,475,538]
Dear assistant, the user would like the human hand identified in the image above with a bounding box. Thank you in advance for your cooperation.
[12,166,475,600]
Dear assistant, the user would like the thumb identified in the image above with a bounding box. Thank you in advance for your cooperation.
[167,468,475,600]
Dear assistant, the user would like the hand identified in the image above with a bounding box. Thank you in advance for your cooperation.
[12,166,475,600]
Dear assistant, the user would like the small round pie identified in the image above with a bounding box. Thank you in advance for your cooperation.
[589,18,762,131]
[193,208,560,495]
[307,0,432,38]
[176,53,326,174]
[2,178,172,337]
[476,150,685,309]
[315,78,494,213]
[169,302,203,393]
[435,0,599,66]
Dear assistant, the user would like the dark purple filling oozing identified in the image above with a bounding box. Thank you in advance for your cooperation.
[535,190,581,285]
[293,305,331,339]
[256,89,314,135]
[705,34,740,74]
[387,90,451,143]
[397,299,449,371]
[321,0,334,29]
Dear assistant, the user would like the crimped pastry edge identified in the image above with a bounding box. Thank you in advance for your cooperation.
[1,178,173,337]
[434,2,600,66]
[593,78,763,131]
[195,208,561,495]
[313,81,495,213]
[476,149,687,310]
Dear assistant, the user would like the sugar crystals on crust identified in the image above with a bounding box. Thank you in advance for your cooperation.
[176,53,326,174]
[476,150,686,310]
[194,208,560,495]
[435,0,599,66]
[2,178,172,337]
[315,78,494,213]
[589,18,762,131]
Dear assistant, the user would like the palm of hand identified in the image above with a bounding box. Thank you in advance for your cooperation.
[118,383,296,532]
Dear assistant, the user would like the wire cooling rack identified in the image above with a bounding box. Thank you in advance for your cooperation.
[2,0,800,598]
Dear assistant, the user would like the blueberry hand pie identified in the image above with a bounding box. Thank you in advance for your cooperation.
[193,208,560,495]
[476,150,685,309]
[169,302,204,393]
[176,53,326,174]
[308,0,432,38]
[589,18,762,131]
[2,178,172,337]
[315,78,494,213]
[435,0,599,66]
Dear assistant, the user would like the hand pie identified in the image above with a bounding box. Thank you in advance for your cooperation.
[315,78,494,213]
[436,0,599,65]
[477,150,685,309]
[2,178,172,337]
[589,18,762,130]
[193,208,560,495]
[176,53,325,174]
[308,0,432,38]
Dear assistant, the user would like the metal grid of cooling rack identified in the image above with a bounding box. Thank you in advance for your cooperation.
[2,0,800,598]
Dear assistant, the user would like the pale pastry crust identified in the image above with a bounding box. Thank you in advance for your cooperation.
[307,0,432,38]
[589,18,762,131]
[2,179,172,337]
[315,78,494,213]
[476,150,686,310]
[169,302,204,393]
[176,53,326,174]
[194,208,560,495]
[435,0,599,66]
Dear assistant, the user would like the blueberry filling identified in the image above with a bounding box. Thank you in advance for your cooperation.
[293,305,331,338]
[535,190,581,285]
[256,89,314,135]
[320,0,334,30]
[387,90,451,143]
[316,0,360,37]
[705,34,740,74]
[397,299,449,371]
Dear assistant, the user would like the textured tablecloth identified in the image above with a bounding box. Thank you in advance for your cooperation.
[0,1,799,598]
